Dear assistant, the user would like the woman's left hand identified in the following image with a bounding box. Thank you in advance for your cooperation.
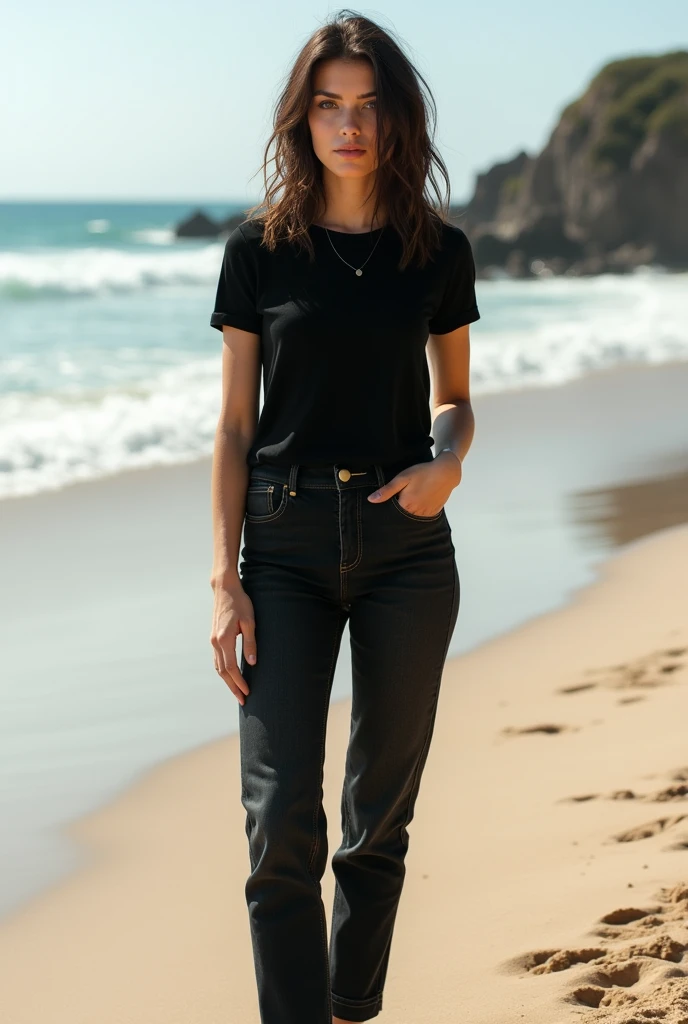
[367,451,462,517]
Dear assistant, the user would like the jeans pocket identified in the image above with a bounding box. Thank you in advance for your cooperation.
[390,493,445,522]
[245,481,289,522]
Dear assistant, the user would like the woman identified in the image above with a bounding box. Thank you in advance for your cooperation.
[209,11,480,1023]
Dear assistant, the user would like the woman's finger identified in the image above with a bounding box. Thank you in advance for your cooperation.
[222,650,250,702]
[211,637,247,704]
[211,636,225,673]
[367,472,407,503]
[241,617,257,666]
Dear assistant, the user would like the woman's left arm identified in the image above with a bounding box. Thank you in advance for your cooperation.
[427,321,475,478]
[367,323,475,514]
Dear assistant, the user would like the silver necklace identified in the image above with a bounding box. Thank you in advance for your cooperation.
[323,225,385,276]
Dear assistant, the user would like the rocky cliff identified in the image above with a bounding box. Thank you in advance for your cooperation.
[455,50,688,277]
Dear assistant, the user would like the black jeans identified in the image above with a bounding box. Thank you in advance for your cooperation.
[237,455,460,1024]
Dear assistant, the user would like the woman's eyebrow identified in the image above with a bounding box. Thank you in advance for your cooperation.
[312,90,377,99]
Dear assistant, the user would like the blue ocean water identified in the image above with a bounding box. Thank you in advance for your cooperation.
[1,200,687,499]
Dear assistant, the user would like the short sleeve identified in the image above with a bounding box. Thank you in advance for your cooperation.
[210,224,262,334]
[427,228,481,335]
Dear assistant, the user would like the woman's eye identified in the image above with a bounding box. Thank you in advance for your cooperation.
[316,100,376,110]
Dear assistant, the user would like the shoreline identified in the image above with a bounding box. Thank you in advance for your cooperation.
[1,518,686,1022]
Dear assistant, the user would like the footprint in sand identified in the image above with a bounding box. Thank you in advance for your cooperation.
[506,883,688,1018]
[593,904,681,942]
[501,723,575,737]
[666,836,688,851]
[563,786,688,803]
[556,646,687,700]
[611,815,688,844]
[594,906,665,936]
[560,682,598,695]
[563,765,688,807]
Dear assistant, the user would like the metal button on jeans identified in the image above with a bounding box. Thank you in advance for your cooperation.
[338,468,351,481]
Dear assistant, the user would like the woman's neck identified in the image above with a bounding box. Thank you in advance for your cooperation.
[313,205,387,234]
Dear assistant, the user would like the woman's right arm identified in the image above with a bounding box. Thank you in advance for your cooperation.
[209,323,261,705]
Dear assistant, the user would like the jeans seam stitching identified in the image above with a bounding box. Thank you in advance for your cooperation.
[340,489,363,572]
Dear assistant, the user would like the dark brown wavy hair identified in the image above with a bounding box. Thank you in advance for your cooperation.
[244,9,455,270]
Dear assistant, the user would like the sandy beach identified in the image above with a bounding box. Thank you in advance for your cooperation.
[1,361,688,1023]
[1,522,687,1023]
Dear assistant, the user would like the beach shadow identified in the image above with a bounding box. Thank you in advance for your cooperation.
[569,465,688,551]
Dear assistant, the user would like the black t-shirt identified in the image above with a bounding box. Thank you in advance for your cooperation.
[210,217,480,468]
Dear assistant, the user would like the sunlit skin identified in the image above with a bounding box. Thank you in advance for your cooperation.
[307,57,385,233]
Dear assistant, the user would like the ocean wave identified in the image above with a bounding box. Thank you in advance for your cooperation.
[1,267,687,499]
[0,358,222,499]
[0,243,224,298]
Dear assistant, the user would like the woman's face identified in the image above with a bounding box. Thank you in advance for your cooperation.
[307,58,380,179]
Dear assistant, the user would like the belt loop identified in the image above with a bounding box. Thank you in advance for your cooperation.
[374,463,385,488]
[288,464,298,496]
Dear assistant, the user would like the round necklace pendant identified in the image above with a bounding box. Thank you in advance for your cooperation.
[355,268,363,276]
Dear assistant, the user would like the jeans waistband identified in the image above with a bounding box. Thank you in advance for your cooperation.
[247,455,434,492]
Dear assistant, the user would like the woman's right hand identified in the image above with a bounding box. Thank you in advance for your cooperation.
[210,579,256,705]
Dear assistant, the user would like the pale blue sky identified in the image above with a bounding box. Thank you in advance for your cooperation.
[2,1,685,203]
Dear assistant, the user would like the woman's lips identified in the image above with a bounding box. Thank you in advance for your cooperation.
[334,148,365,158]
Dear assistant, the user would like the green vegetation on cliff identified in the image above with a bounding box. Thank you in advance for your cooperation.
[561,51,688,171]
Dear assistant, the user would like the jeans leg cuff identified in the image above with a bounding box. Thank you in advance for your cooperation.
[331,990,383,1021]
